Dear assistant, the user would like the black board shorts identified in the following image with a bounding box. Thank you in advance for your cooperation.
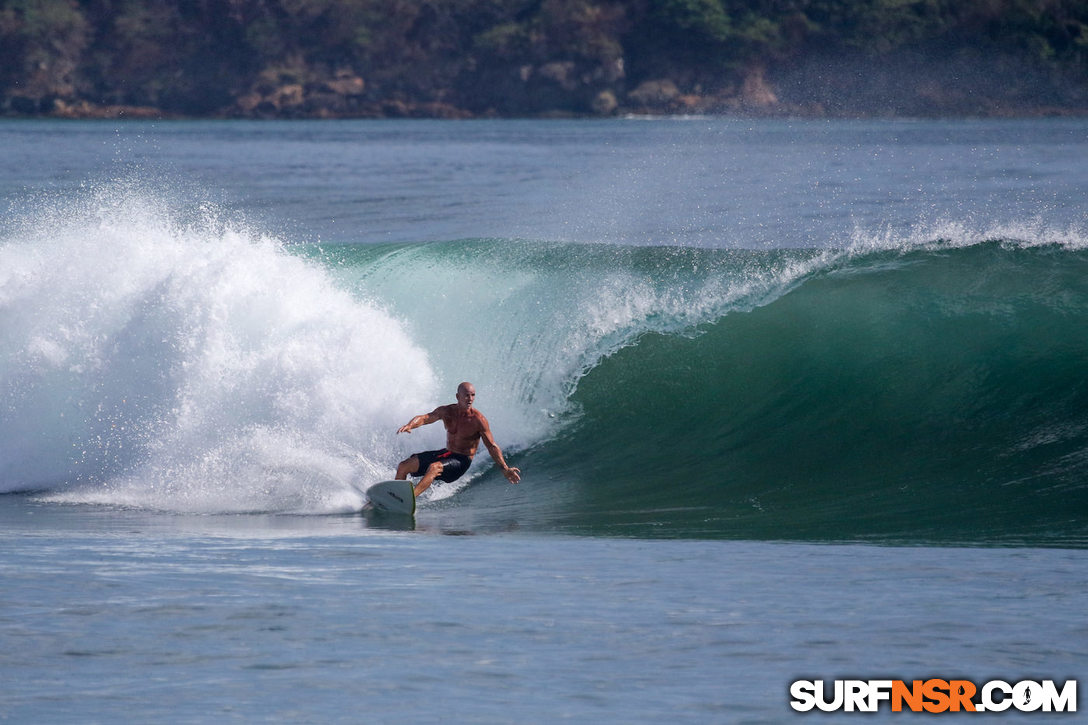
[413,449,473,482]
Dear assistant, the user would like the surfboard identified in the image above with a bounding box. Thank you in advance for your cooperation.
[360,479,416,516]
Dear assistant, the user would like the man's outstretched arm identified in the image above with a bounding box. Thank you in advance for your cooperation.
[480,423,521,484]
[397,407,444,434]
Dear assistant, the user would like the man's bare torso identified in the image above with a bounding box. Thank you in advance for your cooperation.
[438,404,486,457]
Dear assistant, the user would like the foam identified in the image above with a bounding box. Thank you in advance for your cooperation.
[1,185,437,512]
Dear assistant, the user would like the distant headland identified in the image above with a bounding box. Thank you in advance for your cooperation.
[3,0,1086,120]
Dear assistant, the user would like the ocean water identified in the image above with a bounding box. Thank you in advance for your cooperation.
[1,118,1086,722]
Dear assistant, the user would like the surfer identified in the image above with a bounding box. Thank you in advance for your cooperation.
[395,382,521,497]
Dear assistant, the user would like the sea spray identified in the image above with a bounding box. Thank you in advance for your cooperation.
[1,186,437,512]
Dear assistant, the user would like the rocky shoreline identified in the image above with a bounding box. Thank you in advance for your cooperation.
[7,61,1088,121]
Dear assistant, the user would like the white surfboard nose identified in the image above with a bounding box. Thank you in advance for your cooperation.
[360,479,417,516]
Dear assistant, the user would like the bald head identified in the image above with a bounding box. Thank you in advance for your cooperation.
[456,382,476,410]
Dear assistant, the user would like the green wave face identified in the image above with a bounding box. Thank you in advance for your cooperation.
[453,242,1088,544]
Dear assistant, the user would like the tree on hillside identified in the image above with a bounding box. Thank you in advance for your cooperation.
[1,0,89,110]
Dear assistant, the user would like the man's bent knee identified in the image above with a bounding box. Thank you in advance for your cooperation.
[397,456,420,478]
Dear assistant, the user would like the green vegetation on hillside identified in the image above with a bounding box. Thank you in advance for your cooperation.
[2,0,1086,117]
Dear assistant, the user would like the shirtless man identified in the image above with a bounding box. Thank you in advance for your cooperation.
[395,382,521,497]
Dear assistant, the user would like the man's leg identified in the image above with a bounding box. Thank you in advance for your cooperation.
[414,461,444,497]
[396,456,420,480]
